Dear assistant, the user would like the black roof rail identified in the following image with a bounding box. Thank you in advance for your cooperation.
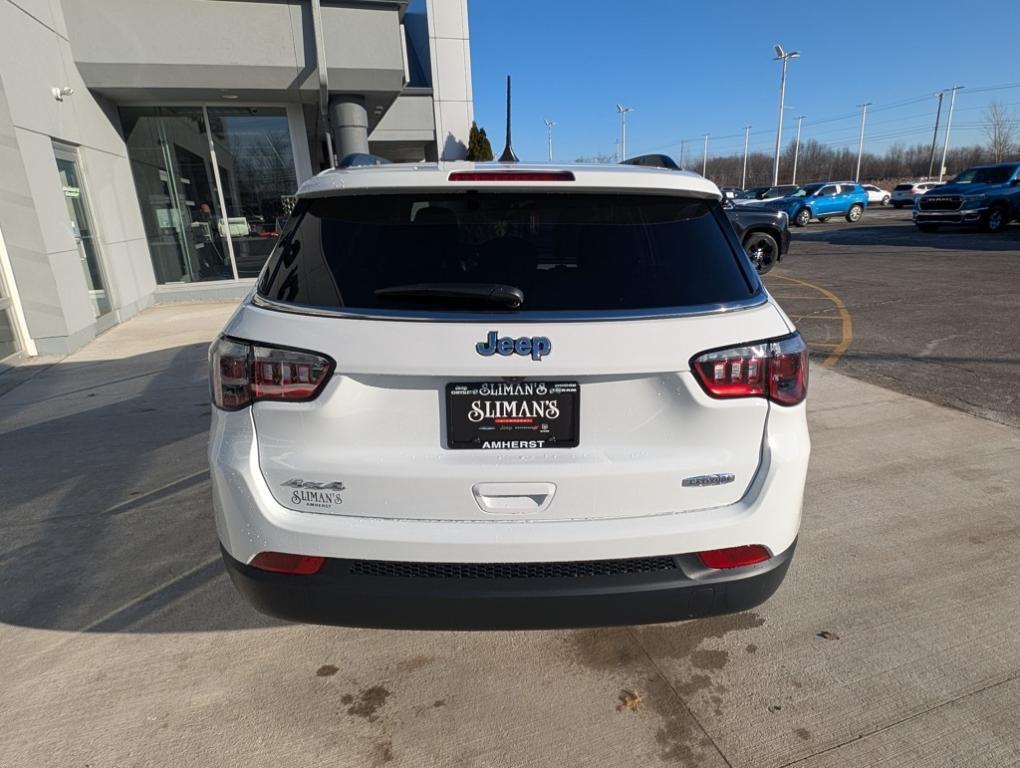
[620,153,681,170]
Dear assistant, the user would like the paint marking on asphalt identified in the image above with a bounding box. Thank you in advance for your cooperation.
[8,555,224,675]
[77,555,223,634]
[769,295,835,301]
[770,275,853,367]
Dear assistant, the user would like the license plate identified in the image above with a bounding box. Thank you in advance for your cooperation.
[446,381,579,450]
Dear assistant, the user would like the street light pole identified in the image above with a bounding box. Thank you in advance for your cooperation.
[772,44,800,186]
[791,115,805,184]
[543,119,556,162]
[854,102,871,183]
[741,125,751,188]
[702,133,709,177]
[616,104,633,161]
[938,86,964,181]
[927,92,944,180]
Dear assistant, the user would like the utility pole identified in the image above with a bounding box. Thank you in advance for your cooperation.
[702,133,709,177]
[772,44,800,186]
[791,115,805,184]
[679,140,687,169]
[616,104,633,161]
[927,91,944,180]
[741,125,751,188]
[543,119,556,162]
[938,86,964,181]
[855,102,872,183]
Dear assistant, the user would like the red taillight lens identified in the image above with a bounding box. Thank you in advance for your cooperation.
[210,337,333,410]
[250,551,325,575]
[448,170,575,182]
[691,333,808,406]
[698,545,771,569]
[767,334,809,405]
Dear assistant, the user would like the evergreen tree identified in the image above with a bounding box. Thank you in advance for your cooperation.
[466,121,494,161]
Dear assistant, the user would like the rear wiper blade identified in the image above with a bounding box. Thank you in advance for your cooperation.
[374,283,525,309]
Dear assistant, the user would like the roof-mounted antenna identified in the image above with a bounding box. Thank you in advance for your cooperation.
[498,75,519,163]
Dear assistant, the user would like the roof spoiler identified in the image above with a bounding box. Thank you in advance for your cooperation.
[620,153,681,170]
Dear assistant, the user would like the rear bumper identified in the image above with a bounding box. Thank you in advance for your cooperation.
[221,540,796,630]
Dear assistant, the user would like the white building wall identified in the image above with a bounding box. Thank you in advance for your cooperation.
[0,0,153,355]
[426,0,473,160]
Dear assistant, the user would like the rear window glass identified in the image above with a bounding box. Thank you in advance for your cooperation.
[894,184,914,191]
[257,193,756,314]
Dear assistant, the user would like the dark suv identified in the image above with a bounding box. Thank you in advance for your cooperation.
[914,162,1020,232]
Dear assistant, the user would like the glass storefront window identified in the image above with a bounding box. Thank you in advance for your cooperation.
[121,106,297,284]
[206,107,297,278]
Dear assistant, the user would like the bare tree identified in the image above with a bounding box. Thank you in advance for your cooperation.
[982,102,1017,163]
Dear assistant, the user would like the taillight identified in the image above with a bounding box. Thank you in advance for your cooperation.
[210,336,333,410]
[698,545,771,569]
[691,332,808,406]
[250,551,325,575]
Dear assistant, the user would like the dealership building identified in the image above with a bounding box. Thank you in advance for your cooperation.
[0,0,473,362]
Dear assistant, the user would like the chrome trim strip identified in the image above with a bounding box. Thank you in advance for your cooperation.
[250,290,769,323]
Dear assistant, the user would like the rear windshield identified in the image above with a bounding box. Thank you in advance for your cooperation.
[257,193,756,314]
[894,184,915,191]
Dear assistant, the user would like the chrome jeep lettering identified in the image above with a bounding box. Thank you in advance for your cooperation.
[476,331,551,361]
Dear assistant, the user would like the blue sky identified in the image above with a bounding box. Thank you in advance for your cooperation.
[467,0,1020,163]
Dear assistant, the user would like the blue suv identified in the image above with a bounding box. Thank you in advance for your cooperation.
[763,182,870,227]
[913,162,1020,233]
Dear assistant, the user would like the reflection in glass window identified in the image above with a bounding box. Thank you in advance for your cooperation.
[207,108,298,278]
[121,107,234,284]
[121,106,298,284]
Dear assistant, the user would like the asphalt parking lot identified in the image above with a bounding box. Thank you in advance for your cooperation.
[2,215,1019,766]
[766,206,1020,427]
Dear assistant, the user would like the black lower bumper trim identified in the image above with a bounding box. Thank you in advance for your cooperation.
[221,540,796,630]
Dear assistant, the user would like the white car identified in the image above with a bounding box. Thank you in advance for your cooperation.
[209,161,811,630]
[861,184,891,206]
[891,181,943,208]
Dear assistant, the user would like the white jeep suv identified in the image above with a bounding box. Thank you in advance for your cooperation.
[209,162,810,630]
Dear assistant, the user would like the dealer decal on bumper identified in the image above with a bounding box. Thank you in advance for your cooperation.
[282,478,345,510]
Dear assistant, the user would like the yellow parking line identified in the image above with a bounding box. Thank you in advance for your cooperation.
[769,295,835,300]
[770,275,853,367]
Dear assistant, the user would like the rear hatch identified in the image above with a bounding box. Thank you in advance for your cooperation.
[236,185,791,522]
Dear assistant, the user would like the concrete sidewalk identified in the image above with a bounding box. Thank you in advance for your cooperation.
[1,302,1019,767]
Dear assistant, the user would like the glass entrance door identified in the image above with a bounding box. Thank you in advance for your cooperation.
[54,147,111,317]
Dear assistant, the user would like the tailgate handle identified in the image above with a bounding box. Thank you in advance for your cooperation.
[472,482,556,515]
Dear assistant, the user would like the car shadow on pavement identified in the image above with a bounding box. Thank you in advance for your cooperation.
[0,342,280,634]
[793,222,1020,251]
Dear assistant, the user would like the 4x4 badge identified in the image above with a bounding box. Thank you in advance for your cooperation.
[476,330,551,361]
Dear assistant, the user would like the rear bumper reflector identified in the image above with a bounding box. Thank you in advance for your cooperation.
[221,540,796,630]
